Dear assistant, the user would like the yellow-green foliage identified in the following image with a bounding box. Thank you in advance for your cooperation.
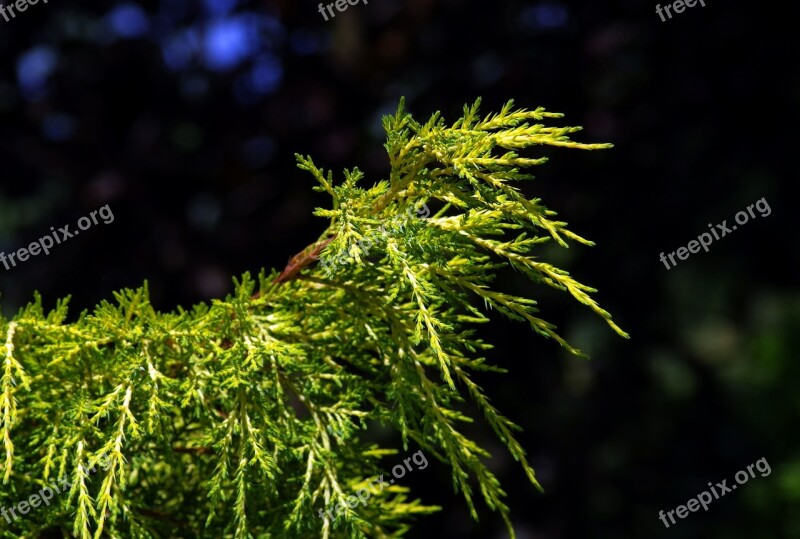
[0,99,627,538]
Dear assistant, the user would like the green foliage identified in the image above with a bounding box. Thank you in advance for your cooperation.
[0,98,627,538]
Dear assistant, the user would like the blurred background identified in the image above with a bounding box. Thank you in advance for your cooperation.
[0,0,797,537]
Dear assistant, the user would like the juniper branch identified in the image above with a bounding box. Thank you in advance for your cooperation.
[0,98,627,539]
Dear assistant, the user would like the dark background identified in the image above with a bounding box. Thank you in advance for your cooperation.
[1,0,798,537]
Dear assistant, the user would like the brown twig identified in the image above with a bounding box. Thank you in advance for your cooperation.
[272,235,336,285]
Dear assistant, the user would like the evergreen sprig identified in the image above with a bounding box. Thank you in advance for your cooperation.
[0,98,627,538]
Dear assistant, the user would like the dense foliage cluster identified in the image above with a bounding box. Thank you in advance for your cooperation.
[0,100,626,538]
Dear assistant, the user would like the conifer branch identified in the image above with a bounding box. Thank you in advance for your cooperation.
[0,98,627,538]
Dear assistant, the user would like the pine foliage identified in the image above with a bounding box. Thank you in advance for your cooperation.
[0,99,627,538]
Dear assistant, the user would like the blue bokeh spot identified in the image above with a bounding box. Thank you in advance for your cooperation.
[108,3,150,39]
[17,47,58,100]
[202,16,259,71]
